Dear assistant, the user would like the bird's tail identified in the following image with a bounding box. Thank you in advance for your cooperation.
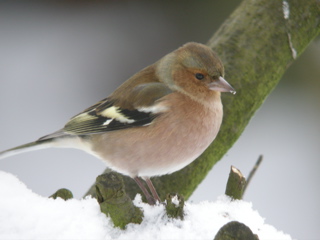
[0,138,55,160]
[0,129,78,160]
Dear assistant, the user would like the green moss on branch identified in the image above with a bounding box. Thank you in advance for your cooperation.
[86,0,320,201]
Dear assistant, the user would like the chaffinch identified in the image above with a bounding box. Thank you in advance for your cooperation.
[0,42,235,204]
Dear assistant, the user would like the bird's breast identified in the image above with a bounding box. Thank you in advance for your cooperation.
[90,93,223,178]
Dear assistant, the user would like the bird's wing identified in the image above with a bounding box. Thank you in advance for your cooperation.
[63,82,172,135]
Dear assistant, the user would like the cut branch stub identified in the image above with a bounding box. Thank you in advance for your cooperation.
[49,188,73,200]
[225,166,246,200]
[165,193,185,220]
[95,172,143,229]
[214,221,259,240]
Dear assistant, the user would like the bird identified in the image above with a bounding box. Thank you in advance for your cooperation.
[0,42,235,205]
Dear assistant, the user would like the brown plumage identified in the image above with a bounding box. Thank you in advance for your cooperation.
[0,42,235,204]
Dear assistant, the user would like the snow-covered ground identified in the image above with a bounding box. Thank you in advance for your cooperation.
[0,171,291,240]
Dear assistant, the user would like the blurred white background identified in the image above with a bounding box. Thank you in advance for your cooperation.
[0,1,319,239]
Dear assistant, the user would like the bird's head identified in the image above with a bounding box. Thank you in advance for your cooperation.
[156,42,235,102]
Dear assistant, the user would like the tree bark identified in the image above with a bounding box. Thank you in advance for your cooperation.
[86,0,320,200]
[225,166,246,200]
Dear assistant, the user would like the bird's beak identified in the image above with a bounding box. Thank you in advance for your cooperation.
[208,77,236,94]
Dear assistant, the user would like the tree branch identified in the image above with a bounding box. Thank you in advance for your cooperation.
[225,166,246,200]
[243,155,263,196]
[86,0,320,200]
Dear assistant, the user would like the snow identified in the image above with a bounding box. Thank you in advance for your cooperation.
[282,0,296,60]
[282,1,290,19]
[171,194,180,207]
[0,171,292,240]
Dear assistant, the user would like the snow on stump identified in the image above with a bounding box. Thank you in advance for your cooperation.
[165,193,185,220]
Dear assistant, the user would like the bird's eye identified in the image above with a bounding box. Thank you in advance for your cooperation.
[195,73,205,80]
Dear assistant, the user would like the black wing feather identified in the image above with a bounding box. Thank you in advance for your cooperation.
[63,83,171,135]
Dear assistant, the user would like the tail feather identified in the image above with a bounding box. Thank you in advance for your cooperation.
[0,139,54,160]
[37,129,67,141]
[0,133,95,160]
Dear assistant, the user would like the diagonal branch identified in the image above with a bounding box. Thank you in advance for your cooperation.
[86,0,320,200]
